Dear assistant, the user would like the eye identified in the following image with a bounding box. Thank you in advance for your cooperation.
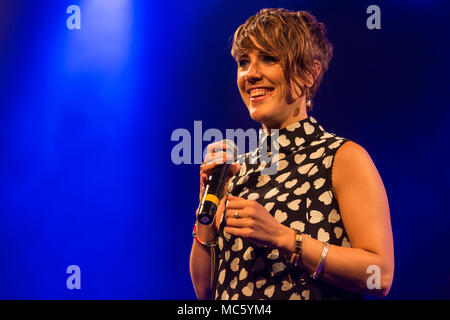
[238,59,249,67]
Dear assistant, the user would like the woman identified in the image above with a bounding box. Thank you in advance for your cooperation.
[190,8,394,300]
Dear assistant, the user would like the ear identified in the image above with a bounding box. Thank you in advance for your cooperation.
[288,77,305,101]
[304,60,322,89]
[308,59,321,88]
[313,59,322,79]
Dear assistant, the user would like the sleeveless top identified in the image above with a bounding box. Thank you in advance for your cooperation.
[213,116,364,300]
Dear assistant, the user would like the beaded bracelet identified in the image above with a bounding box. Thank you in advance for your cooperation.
[192,223,217,247]
[285,229,303,268]
[287,229,303,285]
[291,230,303,266]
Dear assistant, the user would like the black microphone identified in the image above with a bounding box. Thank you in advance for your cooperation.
[197,140,238,225]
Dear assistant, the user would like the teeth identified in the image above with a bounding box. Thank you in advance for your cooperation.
[250,88,271,98]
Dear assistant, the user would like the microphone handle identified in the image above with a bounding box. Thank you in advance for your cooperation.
[197,163,231,225]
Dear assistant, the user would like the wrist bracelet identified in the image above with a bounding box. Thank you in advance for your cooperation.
[287,229,303,285]
[192,223,217,247]
[310,242,329,280]
[286,229,303,268]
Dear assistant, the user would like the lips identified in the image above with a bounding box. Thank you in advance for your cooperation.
[248,87,274,103]
[248,87,274,96]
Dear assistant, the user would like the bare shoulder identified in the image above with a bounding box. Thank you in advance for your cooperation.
[334,140,373,167]
[330,140,392,259]
[332,140,381,192]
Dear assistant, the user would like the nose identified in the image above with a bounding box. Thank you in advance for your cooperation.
[244,61,262,83]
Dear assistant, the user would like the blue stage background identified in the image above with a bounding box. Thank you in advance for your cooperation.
[0,0,449,299]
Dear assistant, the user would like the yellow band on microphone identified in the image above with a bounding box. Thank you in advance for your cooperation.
[204,194,220,207]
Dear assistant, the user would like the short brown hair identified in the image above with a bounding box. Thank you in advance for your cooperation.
[231,8,333,111]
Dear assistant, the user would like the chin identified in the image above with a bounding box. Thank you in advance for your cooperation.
[249,112,272,127]
[248,109,264,122]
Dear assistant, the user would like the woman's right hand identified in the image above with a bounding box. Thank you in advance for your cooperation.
[197,141,241,214]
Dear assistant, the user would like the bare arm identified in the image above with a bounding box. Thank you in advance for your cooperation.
[189,201,224,300]
[280,141,395,296]
[189,142,241,299]
[225,141,394,297]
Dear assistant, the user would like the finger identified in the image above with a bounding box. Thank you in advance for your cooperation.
[200,173,208,185]
[206,141,227,153]
[225,217,253,228]
[225,207,247,220]
[204,150,227,162]
[206,141,232,156]
[200,156,231,174]
[225,198,247,210]
[204,152,233,165]
[224,226,252,238]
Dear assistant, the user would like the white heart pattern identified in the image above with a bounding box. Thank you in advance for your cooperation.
[328,209,341,223]
[310,147,325,159]
[294,153,306,164]
[265,187,280,199]
[256,277,266,289]
[242,282,254,297]
[230,257,240,272]
[243,246,255,261]
[267,249,279,260]
[294,182,310,195]
[239,268,248,280]
[218,269,226,285]
[214,117,352,300]
[231,238,243,251]
[264,285,275,298]
[264,202,275,212]
[276,172,291,183]
[317,227,330,242]
[287,121,301,131]
[298,163,314,174]
[287,199,301,211]
[278,135,290,147]
[285,179,297,189]
[274,209,287,223]
[322,155,332,169]
[304,122,315,135]
[277,160,289,171]
[281,280,293,291]
[295,137,305,146]
[319,191,332,205]
[247,192,259,200]
[314,178,325,189]
[257,174,271,187]
[271,262,286,276]
[334,227,343,239]
[309,210,324,224]
[308,165,319,176]
[290,220,305,232]
[230,276,238,289]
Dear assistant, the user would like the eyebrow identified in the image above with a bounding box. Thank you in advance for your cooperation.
[235,51,271,60]
[235,53,248,60]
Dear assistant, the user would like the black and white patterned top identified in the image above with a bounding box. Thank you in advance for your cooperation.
[213,116,363,300]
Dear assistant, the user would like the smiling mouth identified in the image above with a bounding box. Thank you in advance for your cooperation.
[249,88,274,103]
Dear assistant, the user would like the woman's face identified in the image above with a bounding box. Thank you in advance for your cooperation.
[236,47,307,130]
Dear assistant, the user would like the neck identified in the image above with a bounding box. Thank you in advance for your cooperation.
[261,104,309,131]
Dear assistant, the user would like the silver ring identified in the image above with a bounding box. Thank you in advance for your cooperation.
[234,210,240,219]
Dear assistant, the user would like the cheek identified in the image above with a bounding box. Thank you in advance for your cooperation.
[237,79,249,102]
[277,79,295,103]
